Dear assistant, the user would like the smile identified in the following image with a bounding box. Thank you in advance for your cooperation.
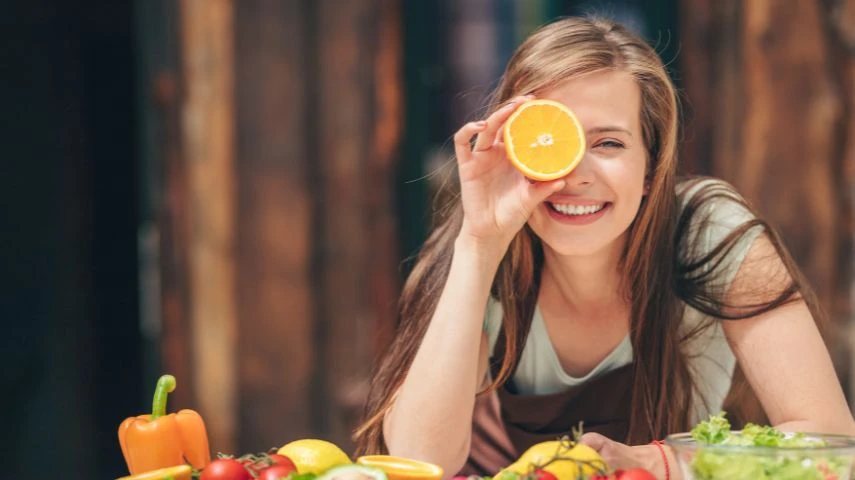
[548,202,607,216]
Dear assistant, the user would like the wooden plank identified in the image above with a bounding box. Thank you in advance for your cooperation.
[316,0,375,449]
[368,0,404,363]
[828,0,855,407]
[677,0,714,175]
[316,0,402,449]
[234,0,315,451]
[708,0,744,183]
[148,0,196,412]
[179,0,237,454]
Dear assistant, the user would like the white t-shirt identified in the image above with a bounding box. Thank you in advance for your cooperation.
[482,178,763,424]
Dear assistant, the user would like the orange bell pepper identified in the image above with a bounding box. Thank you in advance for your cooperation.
[118,374,211,474]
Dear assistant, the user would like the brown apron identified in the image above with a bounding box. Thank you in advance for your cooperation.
[459,329,634,477]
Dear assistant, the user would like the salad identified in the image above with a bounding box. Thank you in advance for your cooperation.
[680,413,850,480]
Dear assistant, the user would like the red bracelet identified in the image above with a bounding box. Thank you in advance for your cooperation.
[649,440,670,480]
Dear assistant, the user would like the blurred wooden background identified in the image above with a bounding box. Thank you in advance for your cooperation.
[141,0,403,455]
[6,1,855,479]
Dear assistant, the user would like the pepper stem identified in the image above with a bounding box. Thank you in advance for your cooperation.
[151,374,177,420]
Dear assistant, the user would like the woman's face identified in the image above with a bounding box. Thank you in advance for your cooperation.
[527,69,648,258]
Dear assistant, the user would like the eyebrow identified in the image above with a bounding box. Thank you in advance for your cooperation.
[587,126,633,137]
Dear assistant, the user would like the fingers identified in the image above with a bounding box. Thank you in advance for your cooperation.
[454,94,534,164]
[579,432,610,452]
[453,120,487,163]
[579,434,648,474]
[472,95,534,152]
[521,178,566,212]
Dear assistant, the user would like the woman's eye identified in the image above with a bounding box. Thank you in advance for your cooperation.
[595,140,625,149]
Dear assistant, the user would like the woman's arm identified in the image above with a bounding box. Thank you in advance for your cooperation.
[581,234,855,479]
[721,234,855,434]
[382,95,565,476]
[382,237,501,475]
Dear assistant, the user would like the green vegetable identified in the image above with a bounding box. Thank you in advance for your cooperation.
[287,474,319,480]
[690,411,732,445]
[495,472,520,480]
[687,413,846,480]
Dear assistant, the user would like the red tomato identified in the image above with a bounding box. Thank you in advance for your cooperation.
[533,469,558,480]
[266,454,297,471]
[590,472,619,480]
[616,468,656,480]
[200,458,253,480]
[257,464,299,480]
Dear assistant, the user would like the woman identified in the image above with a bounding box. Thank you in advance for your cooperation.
[353,17,855,479]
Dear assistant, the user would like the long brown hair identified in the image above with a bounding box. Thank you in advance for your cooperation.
[353,16,824,454]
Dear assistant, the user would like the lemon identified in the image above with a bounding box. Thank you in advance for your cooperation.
[495,460,529,478]
[496,440,607,480]
[278,439,352,475]
[542,444,606,479]
[116,465,192,480]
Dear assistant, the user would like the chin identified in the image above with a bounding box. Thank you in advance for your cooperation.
[539,235,615,257]
[529,204,632,259]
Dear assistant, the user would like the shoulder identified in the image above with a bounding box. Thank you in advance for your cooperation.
[676,177,753,225]
[675,176,765,290]
[676,177,760,253]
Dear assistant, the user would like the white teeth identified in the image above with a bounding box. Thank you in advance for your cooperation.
[551,203,605,216]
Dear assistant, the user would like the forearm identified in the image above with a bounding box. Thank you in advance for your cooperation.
[384,237,504,474]
[774,418,855,436]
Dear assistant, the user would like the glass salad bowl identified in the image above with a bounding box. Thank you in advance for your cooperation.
[665,431,855,480]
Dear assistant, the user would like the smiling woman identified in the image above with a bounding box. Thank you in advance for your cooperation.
[352,15,855,480]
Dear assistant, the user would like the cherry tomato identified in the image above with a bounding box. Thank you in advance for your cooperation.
[200,458,253,480]
[266,454,297,471]
[257,464,299,480]
[533,469,558,480]
[616,468,656,480]
[590,472,617,480]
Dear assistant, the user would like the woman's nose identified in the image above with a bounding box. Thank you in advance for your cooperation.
[563,152,594,186]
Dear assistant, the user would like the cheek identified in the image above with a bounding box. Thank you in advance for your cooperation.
[608,166,646,225]
[613,192,644,230]
[603,156,647,192]
[604,153,647,201]
[527,205,549,237]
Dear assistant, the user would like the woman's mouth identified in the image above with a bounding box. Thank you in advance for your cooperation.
[545,201,611,224]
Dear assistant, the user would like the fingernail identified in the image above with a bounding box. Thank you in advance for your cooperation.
[475,120,487,128]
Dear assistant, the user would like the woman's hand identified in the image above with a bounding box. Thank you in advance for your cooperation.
[580,433,679,480]
[453,95,566,252]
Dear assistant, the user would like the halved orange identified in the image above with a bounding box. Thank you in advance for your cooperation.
[503,99,586,181]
